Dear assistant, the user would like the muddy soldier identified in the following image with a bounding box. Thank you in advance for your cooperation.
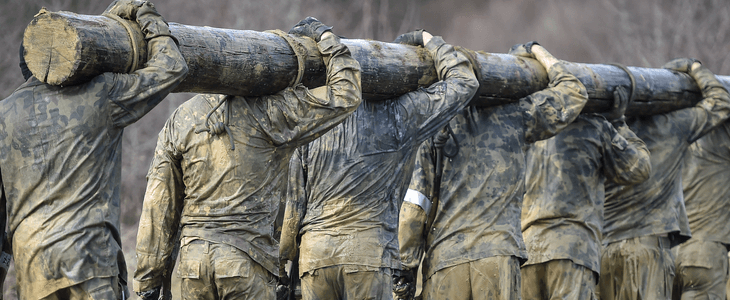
[132,17,361,300]
[0,0,187,299]
[396,42,588,300]
[520,85,651,300]
[599,58,730,300]
[280,30,478,300]
[672,120,730,299]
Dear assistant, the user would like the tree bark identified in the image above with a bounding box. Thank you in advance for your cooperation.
[23,9,729,115]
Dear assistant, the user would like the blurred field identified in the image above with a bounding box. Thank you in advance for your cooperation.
[1,0,729,299]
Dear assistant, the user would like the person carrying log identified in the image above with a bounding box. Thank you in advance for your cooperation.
[0,0,188,299]
[132,17,362,300]
[598,59,730,300]
[671,120,730,299]
[395,42,588,300]
[279,28,478,300]
[520,84,651,299]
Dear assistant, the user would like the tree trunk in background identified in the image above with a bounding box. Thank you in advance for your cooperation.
[23,9,729,115]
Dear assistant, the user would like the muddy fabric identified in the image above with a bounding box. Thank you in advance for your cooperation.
[422,255,520,300]
[404,61,588,281]
[133,33,361,293]
[672,239,729,300]
[682,121,730,245]
[41,276,122,300]
[598,236,675,300]
[398,201,429,271]
[521,259,597,300]
[0,35,186,300]
[300,265,393,300]
[603,65,730,247]
[522,115,651,275]
[292,36,478,282]
[177,239,276,300]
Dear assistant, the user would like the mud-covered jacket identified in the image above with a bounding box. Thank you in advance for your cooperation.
[0,35,187,299]
[133,33,361,292]
[401,62,588,280]
[284,36,478,277]
[603,65,730,246]
[681,121,730,247]
[521,115,651,274]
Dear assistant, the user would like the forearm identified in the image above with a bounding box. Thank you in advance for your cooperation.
[134,154,184,292]
[690,64,730,140]
[608,120,652,185]
[522,62,588,142]
[109,35,188,127]
[318,33,362,113]
[414,38,479,139]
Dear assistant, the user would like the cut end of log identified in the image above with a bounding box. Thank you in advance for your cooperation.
[23,9,82,86]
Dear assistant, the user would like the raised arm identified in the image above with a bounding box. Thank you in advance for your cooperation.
[392,30,479,142]
[104,0,188,127]
[662,58,730,143]
[254,17,362,146]
[510,43,589,143]
[133,111,187,299]
[600,86,652,185]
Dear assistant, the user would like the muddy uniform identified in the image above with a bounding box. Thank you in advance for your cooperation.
[672,121,730,300]
[288,36,478,300]
[0,7,187,300]
[133,33,361,300]
[402,61,588,300]
[599,64,730,300]
[521,115,651,300]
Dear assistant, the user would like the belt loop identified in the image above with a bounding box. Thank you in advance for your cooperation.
[203,240,210,254]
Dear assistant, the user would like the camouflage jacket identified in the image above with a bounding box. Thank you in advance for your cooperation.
[133,33,361,292]
[0,36,187,299]
[603,65,730,246]
[289,36,478,276]
[406,62,588,280]
[522,115,651,274]
[681,121,730,246]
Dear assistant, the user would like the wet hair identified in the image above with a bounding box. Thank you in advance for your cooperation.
[19,43,32,81]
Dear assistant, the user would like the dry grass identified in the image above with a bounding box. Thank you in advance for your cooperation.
[1,0,729,299]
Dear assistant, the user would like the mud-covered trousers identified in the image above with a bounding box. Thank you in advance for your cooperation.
[598,235,675,300]
[177,239,276,300]
[521,259,596,300]
[422,255,521,300]
[300,265,393,300]
[40,276,124,300]
[672,239,729,300]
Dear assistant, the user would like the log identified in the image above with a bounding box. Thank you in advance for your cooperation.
[23,9,730,115]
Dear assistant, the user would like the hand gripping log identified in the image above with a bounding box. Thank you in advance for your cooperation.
[23,9,730,116]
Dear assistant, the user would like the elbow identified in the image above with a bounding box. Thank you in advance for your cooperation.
[619,156,652,185]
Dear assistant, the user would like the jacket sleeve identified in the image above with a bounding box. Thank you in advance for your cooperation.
[252,33,362,146]
[106,35,189,128]
[397,37,479,143]
[681,65,730,143]
[601,118,652,185]
[399,140,436,270]
[133,108,187,292]
[521,62,589,143]
[280,147,308,263]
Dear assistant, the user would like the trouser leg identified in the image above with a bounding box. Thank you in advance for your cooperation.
[598,235,674,300]
[301,265,392,300]
[673,240,729,300]
[424,256,520,300]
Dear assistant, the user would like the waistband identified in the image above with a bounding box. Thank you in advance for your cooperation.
[615,235,672,249]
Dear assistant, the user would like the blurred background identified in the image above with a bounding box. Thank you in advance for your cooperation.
[1,0,729,298]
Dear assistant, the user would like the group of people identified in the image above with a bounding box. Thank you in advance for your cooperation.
[1,0,729,299]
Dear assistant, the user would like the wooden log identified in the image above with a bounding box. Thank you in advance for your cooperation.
[23,9,730,115]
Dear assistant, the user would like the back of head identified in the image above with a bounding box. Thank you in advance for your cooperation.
[19,43,32,81]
